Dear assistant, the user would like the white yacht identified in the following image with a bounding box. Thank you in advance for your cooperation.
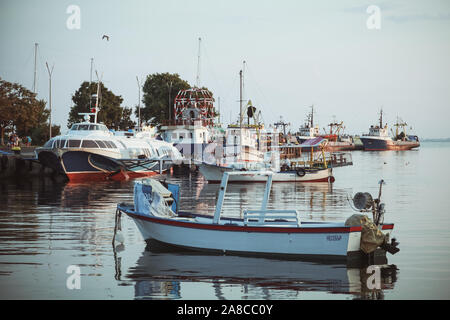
[36,119,183,182]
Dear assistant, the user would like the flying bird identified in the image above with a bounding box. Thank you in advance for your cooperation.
[102,35,110,41]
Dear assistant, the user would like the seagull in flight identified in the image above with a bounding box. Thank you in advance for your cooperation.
[102,35,110,41]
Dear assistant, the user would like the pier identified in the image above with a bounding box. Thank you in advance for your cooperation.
[0,147,57,179]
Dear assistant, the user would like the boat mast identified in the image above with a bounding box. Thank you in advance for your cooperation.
[239,69,243,161]
[94,71,102,124]
[137,76,141,131]
[379,108,383,128]
[196,37,201,88]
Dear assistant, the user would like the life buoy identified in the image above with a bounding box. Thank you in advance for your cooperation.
[296,168,306,177]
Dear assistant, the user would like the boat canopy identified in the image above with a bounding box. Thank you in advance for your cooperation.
[300,137,327,147]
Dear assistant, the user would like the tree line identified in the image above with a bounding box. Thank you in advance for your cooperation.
[1,72,217,146]
[68,72,216,129]
[0,77,60,146]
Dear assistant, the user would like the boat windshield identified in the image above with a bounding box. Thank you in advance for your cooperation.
[70,123,109,131]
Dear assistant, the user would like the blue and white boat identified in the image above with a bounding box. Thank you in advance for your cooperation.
[116,172,399,262]
[36,116,183,182]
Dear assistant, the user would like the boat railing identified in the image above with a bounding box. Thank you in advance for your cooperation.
[243,209,301,227]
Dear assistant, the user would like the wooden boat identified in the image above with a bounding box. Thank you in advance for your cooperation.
[116,172,399,262]
[198,162,334,183]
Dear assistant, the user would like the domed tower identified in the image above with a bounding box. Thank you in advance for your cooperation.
[173,88,215,126]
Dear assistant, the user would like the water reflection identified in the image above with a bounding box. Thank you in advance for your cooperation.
[124,247,398,300]
[0,169,397,299]
[165,172,352,221]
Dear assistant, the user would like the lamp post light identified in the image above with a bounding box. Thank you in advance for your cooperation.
[45,62,54,138]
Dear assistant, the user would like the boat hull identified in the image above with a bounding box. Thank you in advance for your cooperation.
[323,142,356,152]
[199,164,334,183]
[360,136,420,151]
[121,208,394,261]
[124,210,362,260]
[37,149,167,182]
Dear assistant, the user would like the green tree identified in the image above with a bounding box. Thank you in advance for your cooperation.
[0,77,56,146]
[139,73,190,125]
[68,81,126,130]
[118,107,136,130]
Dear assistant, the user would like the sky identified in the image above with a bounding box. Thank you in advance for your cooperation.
[0,0,449,138]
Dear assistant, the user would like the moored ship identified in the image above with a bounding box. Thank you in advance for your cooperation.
[36,114,182,181]
[360,110,420,151]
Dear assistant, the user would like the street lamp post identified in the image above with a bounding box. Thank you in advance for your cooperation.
[167,81,173,122]
[45,62,54,138]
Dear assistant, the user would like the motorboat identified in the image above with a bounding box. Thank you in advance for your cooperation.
[36,114,183,181]
[116,172,399,262]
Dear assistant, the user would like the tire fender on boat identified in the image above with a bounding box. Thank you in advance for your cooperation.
[296,168,306,177]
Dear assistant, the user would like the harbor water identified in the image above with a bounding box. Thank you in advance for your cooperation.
[0,141,449,299]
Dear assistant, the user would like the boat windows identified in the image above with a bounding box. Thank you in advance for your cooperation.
[71,125,79,131]
[103,141,112,148]
[109,141,117,149]
[54,139,66,148]
[95,140,107,148]
[88,124,99,131]
[81,140,99,148]
[78,124,90,130]
[67,139,81,148]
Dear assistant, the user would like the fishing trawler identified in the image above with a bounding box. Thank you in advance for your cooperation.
[360,110,420,151]
[35,111,182,182]
[320,121,357,152]
[296,105,320,144]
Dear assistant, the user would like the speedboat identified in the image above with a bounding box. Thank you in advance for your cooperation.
[116,172,399,263]
[36,118,183,181]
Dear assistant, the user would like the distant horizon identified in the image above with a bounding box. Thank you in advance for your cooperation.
[1,0,449,139]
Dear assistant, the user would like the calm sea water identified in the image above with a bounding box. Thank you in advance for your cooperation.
[0,141,449,300]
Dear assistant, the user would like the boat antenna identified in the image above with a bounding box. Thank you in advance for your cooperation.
[196,37,201,88]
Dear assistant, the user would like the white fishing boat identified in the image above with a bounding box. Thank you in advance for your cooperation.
[36,112,183,182]
[198,161,333,183]
[116,172,399,262]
